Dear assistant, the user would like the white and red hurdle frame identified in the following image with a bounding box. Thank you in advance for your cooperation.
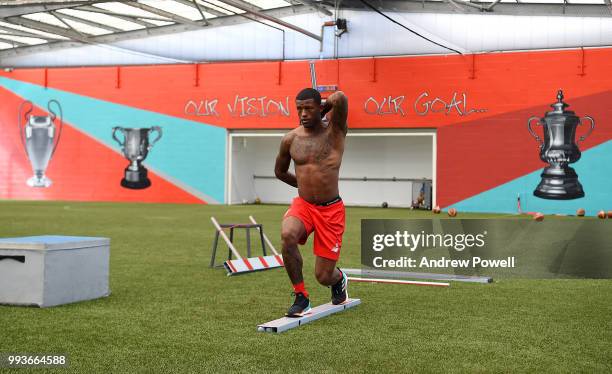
[210,216,284,276]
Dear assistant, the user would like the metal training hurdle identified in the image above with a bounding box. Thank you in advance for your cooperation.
[210,216,284,276]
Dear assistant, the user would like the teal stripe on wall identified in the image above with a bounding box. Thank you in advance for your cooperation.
[452,140,612,216]
[0,77,226,203]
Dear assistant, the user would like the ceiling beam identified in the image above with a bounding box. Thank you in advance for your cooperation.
[189,0,209,24]
[73,5,167,26]
[485,0,503,11]
[0,31,49,40]
[291,0,333,15]
[52,9,124,32]
[0,24,64,40]
[49,9,88,36]
[0,4,316,57]
[171,0,235,25]
[2,15,91,38]
[1,0,92,4]
[0,36,29,47]
[199,0,238,15]
[445,0,469,12]
[172,0,226,17]
[124,1,205,27]
[222,0,261,12]
[0,1,116,18]
[449,0,486,11]
[221,0,322,41]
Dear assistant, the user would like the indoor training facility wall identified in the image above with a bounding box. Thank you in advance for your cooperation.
[0,47,610,214]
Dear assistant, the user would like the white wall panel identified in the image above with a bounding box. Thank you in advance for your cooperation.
[0,43,176,67]
[510,17,533,50]
[603,18,612,41]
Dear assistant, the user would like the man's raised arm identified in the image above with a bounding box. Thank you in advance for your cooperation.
[323,91,348,135]
[274,133,297,188]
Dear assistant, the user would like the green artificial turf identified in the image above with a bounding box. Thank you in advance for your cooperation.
[0,201,610,373]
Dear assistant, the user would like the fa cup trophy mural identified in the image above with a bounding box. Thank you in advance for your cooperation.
[18,100,63,188]
[112,126,162,189]
[527,90,595,200]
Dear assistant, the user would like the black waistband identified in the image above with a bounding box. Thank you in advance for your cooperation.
[317,196,342,206]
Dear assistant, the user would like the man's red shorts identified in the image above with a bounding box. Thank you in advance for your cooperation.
[284,196,345,261]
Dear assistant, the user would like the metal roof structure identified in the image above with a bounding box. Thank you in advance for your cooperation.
[0,0,333,52]
[0,0,610,54]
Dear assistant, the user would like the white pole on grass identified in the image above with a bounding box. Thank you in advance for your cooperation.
[347,277,450,287]
[248,215,280,256]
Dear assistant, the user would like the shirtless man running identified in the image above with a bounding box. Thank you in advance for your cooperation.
[274,88,348,317]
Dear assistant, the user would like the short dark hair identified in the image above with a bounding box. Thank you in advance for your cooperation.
[296,88,321,105]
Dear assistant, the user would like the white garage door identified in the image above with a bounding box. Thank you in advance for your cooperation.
[228,130,435,208]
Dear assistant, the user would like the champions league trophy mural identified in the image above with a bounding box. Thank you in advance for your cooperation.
[112,126,162,189]
[527,90,595,200]
[18,100,63,188]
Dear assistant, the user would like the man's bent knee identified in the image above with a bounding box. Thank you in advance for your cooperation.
[281,217,305,249]
[281,229,300,249]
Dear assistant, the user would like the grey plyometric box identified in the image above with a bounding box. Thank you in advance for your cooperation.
[0,235,110,308]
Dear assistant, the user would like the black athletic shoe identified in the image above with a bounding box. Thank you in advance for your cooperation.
[331,269,348,305]
[286,292,311,318]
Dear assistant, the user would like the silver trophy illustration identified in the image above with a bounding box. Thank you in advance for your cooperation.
[527,90,595,199]
[112,126,162,189]
[18,100,63,188]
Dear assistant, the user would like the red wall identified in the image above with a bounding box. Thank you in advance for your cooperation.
[2,49,612,131]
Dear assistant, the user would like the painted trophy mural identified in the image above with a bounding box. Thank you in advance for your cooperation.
[18,100,63,188]
[527,90,595,200]
[112,126,163,189]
